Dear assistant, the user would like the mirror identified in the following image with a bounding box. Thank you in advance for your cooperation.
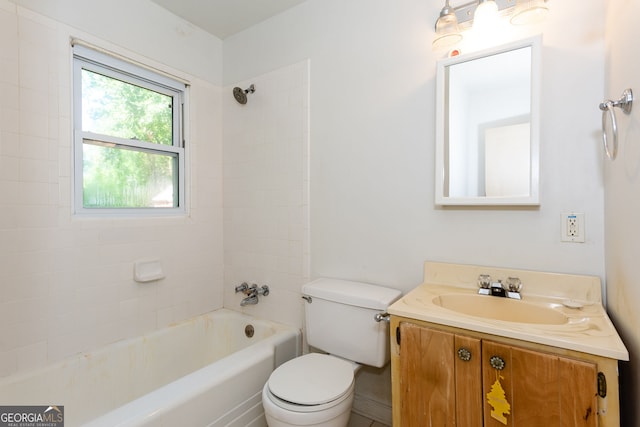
[435,37,541,206]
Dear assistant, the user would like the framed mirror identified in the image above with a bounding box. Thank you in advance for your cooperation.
[435,36,541,206]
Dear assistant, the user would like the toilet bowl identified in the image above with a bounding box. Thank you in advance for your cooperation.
[262,278,402,427]
[262,353,359,427]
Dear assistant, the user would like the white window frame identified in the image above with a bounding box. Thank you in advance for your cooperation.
[72,45,187,216]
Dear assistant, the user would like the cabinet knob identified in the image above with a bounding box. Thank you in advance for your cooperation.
[490,356,506,370]
[457,347,472,361]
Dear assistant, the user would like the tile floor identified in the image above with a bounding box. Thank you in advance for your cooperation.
[348,412,390,427]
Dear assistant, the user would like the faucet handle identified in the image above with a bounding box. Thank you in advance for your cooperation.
[505,277,522,293]
[235,282,249,293]
[478,274,492,289]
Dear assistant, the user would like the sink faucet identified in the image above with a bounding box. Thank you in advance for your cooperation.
[477,275,522,300]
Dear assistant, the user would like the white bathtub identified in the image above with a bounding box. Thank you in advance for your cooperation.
[0,309,301,427]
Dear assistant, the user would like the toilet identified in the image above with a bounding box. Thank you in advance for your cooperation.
[262,278,402,427]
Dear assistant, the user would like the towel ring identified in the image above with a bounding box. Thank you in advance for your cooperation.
[599,88,633,160]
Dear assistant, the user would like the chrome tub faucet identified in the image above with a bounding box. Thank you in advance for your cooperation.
[236,282,270,306]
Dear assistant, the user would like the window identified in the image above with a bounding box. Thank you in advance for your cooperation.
[72,45,187,214]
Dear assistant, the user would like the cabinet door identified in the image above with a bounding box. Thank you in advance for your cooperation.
[559,357,599,427]
[399,323,455,426]
[398,323,482,427]
[482,340,597,427]
[455,334,483,427]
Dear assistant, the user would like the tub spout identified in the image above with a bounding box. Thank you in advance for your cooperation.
[240,293,259,306]
[238,283,269,306]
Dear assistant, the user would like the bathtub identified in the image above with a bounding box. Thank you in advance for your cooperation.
[0,309,301,427]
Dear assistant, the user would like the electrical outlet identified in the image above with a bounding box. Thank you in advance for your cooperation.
[568,217,578,236]
[561,213,585,243]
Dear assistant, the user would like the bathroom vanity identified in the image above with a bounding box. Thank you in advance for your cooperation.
[387,262,629,427]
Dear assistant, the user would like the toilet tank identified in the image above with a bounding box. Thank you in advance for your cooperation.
[302,278,402,368]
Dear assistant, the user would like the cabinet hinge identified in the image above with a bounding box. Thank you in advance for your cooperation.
[597,372,607,398]
[396,326,401,346]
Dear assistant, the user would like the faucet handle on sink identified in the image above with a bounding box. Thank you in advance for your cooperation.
[477,274,492,295]
[505,277,523,293]
[478,274,492,289]
[505,277,523,300]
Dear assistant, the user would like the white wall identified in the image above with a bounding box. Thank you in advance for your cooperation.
[0,1,224,378]
[604,1,640,424]
[223,0,607,422]
[2,0,629,422]
[8,0,223,84]
[224,0,607,292]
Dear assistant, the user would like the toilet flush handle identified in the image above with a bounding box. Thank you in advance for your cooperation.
[374,312,391,323]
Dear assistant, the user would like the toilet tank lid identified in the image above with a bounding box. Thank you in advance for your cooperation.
[302,278,402,310]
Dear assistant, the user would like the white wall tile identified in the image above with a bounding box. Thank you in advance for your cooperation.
[0,108,19,134]
[15,341,47,373]
[223,60,310,329]
[0,350,17,377]
[0,6,224,378]
[0,155,19,181]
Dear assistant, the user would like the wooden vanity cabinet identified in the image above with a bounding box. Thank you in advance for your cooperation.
[395,323,482,426]
[391,317,620,427]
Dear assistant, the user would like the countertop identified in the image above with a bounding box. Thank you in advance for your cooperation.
[387,261,629,361]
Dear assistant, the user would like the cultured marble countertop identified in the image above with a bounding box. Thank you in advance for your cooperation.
[387,261,629,361]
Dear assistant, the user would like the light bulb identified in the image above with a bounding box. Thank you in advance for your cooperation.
[510,0,549,25]
[473,0,499,31]
[432,0,462,49]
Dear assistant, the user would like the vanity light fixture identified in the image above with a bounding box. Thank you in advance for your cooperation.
[432,0,549,49]
[511,0,549,25]
[433,0,463,49]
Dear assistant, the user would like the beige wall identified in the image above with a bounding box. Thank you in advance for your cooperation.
[0,1,224,377]
[604,1,640,424]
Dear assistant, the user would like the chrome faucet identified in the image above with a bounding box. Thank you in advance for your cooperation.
[477,275,522,299]
[236,282,270,306]
[235,282,250,293]
[240,292,259,306]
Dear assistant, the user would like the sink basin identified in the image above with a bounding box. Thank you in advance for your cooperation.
[432,294,568,325]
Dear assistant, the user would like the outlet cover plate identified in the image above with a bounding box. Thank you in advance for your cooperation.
[561,212,585,243]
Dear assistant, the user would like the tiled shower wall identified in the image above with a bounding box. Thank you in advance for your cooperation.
[223,60,310,329]
[0,3,224,377]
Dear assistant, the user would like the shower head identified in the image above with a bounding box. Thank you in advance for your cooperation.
[233,84,255,105]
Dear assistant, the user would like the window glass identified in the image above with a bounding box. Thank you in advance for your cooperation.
[82,141,178,208]
[81,69,173,146]
[73,45,186,214]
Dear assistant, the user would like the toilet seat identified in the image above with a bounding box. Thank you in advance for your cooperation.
[267,353,355,409]
[264,381,354,414]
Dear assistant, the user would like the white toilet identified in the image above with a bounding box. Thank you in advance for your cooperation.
[262,278,402,427]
